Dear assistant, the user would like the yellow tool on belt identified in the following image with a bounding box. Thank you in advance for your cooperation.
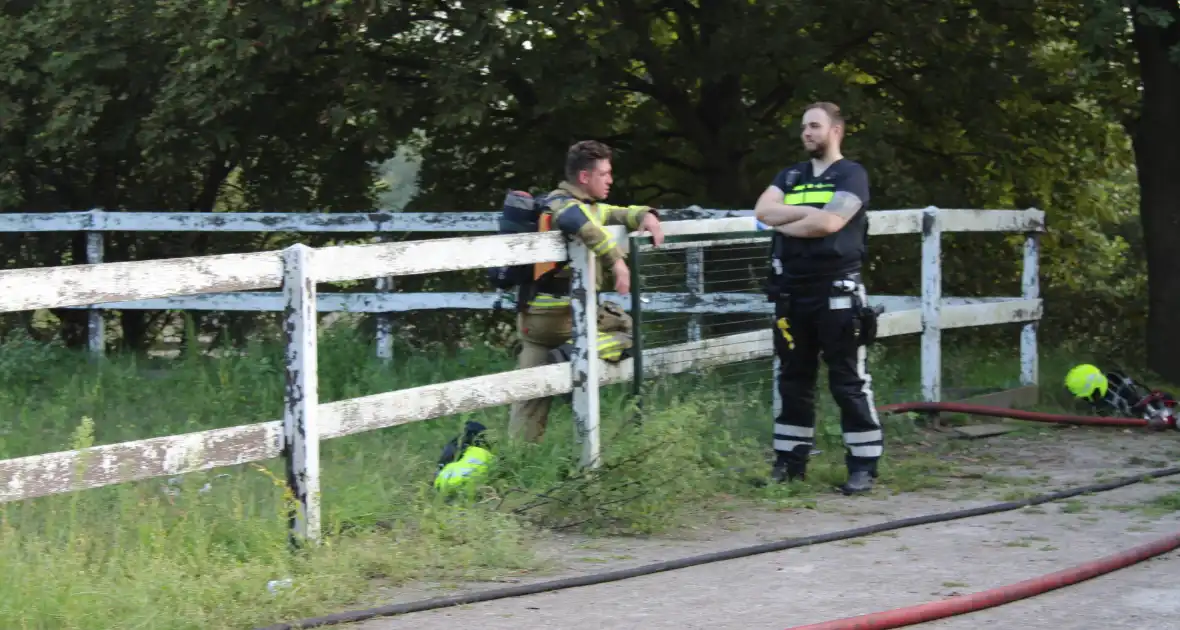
[776,317,795,350]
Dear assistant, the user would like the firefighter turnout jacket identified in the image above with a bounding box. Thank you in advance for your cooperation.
[527,181,657,311]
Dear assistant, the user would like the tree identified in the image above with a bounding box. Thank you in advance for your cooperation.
[1075,0,1180,377]
[0,0,474,348]
[1127,1,1180,381]
[409,0,1137,343]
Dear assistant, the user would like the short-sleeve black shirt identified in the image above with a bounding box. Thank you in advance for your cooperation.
[767,158,872,286]
[770,159,870,210]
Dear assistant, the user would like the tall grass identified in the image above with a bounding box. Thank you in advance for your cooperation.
[0,322,1109,629]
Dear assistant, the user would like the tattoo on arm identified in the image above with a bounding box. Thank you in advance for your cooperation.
[824,191,863,220]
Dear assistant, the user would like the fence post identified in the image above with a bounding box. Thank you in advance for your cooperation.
[686,246,704,342]
[1020,224,1040,387]
[375,235,395,362]
[568,239,601,470]
[281,243,321,545]
[629,235,645,403]
[86,208,105,358]
[921,206,942,403]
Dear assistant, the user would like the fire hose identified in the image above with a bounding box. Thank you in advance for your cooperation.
[877,401,1168,429]
[257,402,1178,630]
[783,529,1180,630]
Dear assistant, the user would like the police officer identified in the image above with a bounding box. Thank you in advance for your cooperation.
[754,102,882,495]
[509,140,665,443]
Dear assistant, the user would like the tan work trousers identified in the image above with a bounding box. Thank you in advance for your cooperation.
[508,301,633,443]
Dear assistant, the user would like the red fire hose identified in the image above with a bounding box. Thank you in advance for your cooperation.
[784,529,1180,630]
[877,401,1154,428]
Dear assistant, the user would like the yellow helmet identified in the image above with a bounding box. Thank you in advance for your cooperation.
[1065,364,1108,400]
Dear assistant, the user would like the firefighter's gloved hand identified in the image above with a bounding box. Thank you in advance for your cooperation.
[598,300,632,334]
[547,333,632,365]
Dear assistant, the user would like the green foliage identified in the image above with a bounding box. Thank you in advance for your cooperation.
[0,318,1086,628]
[401,0,1151,354]
[498,395,763,534]
[0,0,1170,357]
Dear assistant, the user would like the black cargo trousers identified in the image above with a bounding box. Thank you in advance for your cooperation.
[771,274,884,474]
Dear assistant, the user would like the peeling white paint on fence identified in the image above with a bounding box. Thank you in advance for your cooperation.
[937,209,1045,233]
[0,207,1043,235]
[939,299,1042,330]
[1,208,1045,363]
[867,209,925,235]
[0,304,961,506]
[0,251,283,313]
[1021,231,1041,386]
[877,308,924,338]
[921,206,942,403]
[85,230,105,356]
[311,232,569,283]
[281,244,321,543]
[568,239,601,469]
[0,208,757,233]
[0,209,1047,544]
[65,291,1022,315]
[374,234,396,362]
[0,422,283,503]
[319,364,570,439]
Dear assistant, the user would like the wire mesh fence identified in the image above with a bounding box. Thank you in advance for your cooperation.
[627,232,776,413]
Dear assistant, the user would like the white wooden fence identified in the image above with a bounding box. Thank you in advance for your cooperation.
[0,207,1043,543]
[2,207,756,359]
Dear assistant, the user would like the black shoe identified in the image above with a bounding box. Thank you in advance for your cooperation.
[840,470,874,495]
[771,459,806,483]
[846,454,880,479]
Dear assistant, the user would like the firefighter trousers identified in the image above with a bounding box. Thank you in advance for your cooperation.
[772,279,883,474]
[508,300,633,443]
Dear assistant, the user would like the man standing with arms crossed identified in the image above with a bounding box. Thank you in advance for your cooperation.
[754,102,882,495]
[509,140,665,443]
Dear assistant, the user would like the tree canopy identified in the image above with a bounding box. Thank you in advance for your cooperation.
[0,0,1176,376]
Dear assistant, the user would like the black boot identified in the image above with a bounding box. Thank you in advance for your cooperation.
[840,470,875,495]
[846,454,879,479]
[771,451,808,483]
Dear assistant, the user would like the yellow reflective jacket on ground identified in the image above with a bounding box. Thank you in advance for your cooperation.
[433,445,494,495]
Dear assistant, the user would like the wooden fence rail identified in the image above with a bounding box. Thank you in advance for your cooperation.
[0,207,1044,543]
[2,207,1040,363]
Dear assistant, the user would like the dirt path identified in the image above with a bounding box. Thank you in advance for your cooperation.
[342,427,1180,630]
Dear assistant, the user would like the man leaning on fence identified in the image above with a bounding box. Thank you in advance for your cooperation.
[509,140,665,444]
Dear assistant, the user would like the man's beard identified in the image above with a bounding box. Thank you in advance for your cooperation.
[806,140,828,159]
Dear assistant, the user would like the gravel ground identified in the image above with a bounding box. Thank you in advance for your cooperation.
[334,427,1180,630]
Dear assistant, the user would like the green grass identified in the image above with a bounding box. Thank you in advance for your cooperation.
[0,322,1130,629]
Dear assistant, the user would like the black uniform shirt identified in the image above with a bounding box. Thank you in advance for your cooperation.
[768,158,871,288]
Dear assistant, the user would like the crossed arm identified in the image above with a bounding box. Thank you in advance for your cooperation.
[754,187,863,238]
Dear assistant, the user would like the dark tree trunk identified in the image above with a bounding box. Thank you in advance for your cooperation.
[1131,0,1180,380]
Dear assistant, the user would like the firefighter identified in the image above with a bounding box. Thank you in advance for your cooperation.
[754,102,881,495]
[509,140,665,443]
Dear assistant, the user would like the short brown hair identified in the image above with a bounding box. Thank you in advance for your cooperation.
[565,140,612,181]
[803,101,845,127]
